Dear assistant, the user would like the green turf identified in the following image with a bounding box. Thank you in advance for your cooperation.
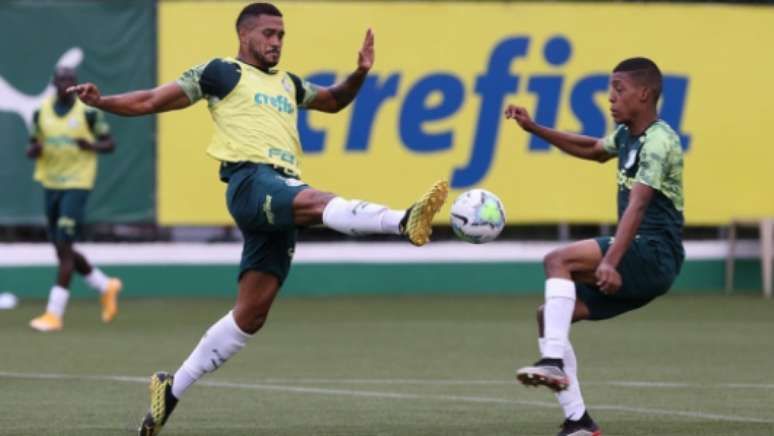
[0,294,772,435]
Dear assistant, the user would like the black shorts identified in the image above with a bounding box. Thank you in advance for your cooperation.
[577,236,682,320]
[221,162,309,283]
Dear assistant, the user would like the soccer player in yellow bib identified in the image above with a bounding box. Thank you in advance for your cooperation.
[26,67,123,333]
[69,3,448,435]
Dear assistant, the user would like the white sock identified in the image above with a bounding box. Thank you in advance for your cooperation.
[322,197,404,236]
[85,268,110,294]
[542,278,576,359]
[46,285,70,317]
[171,311,251,399]
[540,338,586,420]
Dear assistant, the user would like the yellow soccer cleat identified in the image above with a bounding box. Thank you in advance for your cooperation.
[100,278,122,323]
[400,180,449,246]
[138,372,178,436]
[29,312,63,332]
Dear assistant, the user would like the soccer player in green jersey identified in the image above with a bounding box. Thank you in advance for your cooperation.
[69,3,447,435]
[26,66,123,333]
[505,58,684,436]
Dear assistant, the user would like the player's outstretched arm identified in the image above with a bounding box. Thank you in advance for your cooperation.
[505,105,613,163]
[306,28,374,113]
[67,82,192,117]
[595,182,655,294]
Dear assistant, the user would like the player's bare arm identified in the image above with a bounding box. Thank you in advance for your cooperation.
[595,182,655,294]
[76,134,115,153]
[67,82,192,116]
[306,28,374,113]
[26,137,43,159]
[505,105,614,163]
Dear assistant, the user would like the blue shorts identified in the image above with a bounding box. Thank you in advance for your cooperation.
[577,236,683,320]
[44,189,90,243]
[220,162,309,283]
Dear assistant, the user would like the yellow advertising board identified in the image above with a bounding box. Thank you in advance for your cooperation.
[158,2,774,225]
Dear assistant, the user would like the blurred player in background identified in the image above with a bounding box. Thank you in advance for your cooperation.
[505,57,684,436]
[26,66,123,333]
[69,3,447,434]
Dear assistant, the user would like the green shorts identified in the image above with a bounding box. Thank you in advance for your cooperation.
[220,162,310,283]
[577,236,683,321]
[44,189,90,243]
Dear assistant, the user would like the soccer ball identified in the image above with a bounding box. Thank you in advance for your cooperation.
[450,189,506,244]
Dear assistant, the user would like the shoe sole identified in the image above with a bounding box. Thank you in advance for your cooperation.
[562,430,602,436]
[516,369,570,392]
[29,323,62,332]
[406,180,449,246]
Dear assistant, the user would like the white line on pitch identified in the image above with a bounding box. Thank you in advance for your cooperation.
[0,371,771,424]
[255,378,774,390]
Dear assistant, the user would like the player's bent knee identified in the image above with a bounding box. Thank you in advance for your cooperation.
[293,189,335,224]
[543,250,567,276]
[295,189,334,207]
[232,295,273,334]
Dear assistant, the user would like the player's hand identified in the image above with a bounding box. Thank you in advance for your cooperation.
[595,261,622,295]
[357,28,374,72]
[504,105,537,132]
[67,83,102,106]
[76,139,96,151]
[26,142,43,159]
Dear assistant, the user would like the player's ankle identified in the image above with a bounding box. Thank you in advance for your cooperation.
[536,357,564,369]
[577,411,594,426]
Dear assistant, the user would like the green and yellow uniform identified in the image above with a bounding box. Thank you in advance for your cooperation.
[177,58,318,281]
[579,120,685,320]
[31,96,110,242]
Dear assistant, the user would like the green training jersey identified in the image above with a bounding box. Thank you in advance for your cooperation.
[602,120,685,256]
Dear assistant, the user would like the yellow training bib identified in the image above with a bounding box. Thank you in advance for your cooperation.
[33,97,97,189]
[206,58,302,175]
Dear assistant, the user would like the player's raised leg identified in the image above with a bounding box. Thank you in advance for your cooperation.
[71,248,123,322]
[516,239,601,391]
[295,179,449,246]
[515,240,603,435]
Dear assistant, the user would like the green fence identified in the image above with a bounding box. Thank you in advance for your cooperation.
[0,259,764,299]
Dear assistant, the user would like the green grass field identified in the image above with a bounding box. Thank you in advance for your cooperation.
[1,294,772,436]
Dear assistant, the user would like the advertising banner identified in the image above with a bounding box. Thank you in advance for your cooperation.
[158,2,774,225]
